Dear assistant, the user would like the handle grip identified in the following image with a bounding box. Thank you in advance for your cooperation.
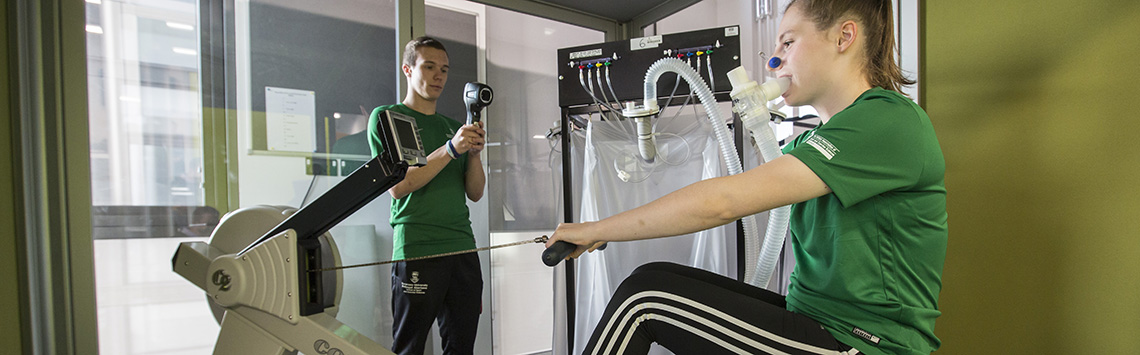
[542,241,577,267]
[541,241,607,266]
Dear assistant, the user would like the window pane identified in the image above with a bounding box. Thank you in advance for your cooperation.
[87,0,203,207]
[244,0,398,155]
[232,0,401,351]
[485,6,603,231]
[484,6,603,355]
[86,0,217,353]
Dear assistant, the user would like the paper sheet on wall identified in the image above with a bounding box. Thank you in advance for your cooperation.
[265,86,316,152]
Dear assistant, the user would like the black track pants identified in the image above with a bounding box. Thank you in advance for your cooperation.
[391,253,482,355]
[582,262,858,355]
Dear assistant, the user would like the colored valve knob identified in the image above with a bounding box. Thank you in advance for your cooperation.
[578,61,612,70]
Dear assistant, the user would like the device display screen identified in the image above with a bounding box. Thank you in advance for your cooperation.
[392,118,419,151]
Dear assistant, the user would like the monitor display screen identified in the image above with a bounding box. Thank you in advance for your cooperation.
[392,117,420,151]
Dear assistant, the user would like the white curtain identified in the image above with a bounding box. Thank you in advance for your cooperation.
[571,113,732,354]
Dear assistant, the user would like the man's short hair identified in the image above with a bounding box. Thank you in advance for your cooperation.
[402,36,448,68]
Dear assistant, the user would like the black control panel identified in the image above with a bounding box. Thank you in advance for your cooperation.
[557,26,743,108]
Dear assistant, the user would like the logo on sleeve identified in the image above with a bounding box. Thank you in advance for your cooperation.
[805,132,839,160]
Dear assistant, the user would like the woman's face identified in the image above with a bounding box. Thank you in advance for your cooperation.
[769,4,836,107]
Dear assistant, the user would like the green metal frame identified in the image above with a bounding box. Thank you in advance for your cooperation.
[7,0,98,353]
[1,2,26,353]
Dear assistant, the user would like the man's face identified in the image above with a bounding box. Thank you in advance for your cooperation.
[403,47,449,101]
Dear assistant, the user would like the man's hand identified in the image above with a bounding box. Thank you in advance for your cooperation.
[451,122,485,155]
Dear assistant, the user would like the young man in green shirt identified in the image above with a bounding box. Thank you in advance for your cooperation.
[368,36,486,355]
[546,0,946,354]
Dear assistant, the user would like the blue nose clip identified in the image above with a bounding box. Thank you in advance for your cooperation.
[768,56,782,69]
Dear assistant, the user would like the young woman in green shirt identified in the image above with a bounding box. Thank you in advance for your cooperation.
[547,1,946,354]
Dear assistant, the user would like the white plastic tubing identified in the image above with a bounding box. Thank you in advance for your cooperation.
[634,116,656,163]
[741,104,791,289]
[640,57,769,285]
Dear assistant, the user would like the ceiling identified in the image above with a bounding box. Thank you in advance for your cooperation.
[538,0,671,22]
[472,0,702,38]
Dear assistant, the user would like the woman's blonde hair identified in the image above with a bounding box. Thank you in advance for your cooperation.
[787,0,915,93]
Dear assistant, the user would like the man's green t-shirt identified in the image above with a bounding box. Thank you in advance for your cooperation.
[368,103,475,259]
[782,88,947,355]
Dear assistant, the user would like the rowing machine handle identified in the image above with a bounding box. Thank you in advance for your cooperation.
[542,241,608,266]
[542,241,575,266]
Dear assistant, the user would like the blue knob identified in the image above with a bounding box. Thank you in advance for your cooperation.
[768,56,782,69]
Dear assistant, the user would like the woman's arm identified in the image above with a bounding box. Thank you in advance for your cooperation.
[546,154,830,257]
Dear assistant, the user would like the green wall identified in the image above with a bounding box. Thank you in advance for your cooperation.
[925,1,1140,353]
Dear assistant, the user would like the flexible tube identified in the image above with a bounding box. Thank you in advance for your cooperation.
[582,69,629,136]
[744,114,791,289]
[605,66,621,109]
[635,116,656,162]
[640,57,763,283]
[595,68,615,109]
[727,66,792,288]
[706,55,715,96]
[597,69,633,137]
